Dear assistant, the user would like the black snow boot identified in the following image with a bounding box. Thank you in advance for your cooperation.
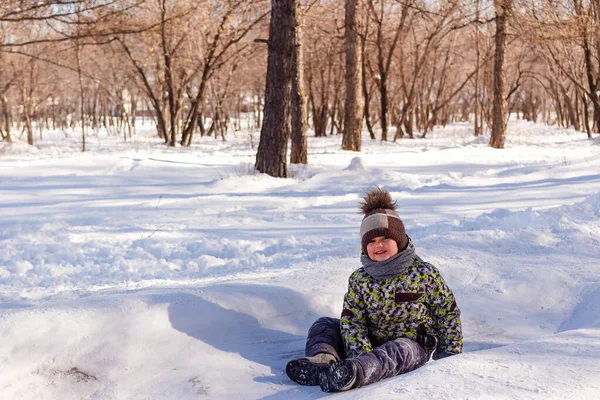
[286,353,336,386]
[318,359,357,393]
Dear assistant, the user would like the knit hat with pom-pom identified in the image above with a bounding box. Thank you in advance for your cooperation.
[359,187,408,254]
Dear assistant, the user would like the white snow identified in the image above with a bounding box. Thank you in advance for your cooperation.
[0,119,599,399]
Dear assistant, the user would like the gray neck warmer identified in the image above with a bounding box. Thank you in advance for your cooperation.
[361,244,420,281]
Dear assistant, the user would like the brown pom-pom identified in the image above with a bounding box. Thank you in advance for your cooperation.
[359,187,397,215]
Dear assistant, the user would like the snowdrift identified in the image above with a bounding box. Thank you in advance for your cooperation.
[1,120,599,399]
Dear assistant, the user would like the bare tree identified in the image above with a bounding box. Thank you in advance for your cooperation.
[0,45,18,143]
[389,1,463,140]
[304,3,344,139]
[490,0,512,149]
[3,0,600,151]
[291,1,307,164]
[255,0,296,177]
[180,2,268,146]
[474,0,483,137]
[364,0,412,141]
[342,0,362,151]
[114,1,267,146]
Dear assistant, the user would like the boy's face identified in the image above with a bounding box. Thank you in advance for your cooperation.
[366,236,399,262]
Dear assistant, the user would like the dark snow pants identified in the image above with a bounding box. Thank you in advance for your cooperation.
[305,317,427,389]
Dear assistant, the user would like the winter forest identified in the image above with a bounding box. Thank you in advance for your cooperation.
[2,1,600,160]
[1,1,600,399]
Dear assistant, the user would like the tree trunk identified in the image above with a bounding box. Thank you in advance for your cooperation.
[130,95,137,137]
[255,0,295,177]
[551,82,564,127]
[474,0,482,136]
[580,90,592,138]
[161,3,178,147]
[76,39,86,152]
[20,75,34,146]
[582,36,600,133]
[329,83,339,135]
[490,0,511,149]
[342,0,362,151]
[561,84,578,130]
[377,30,388,141]
[1,96,11,143]
[361,32,376,140]
[404,106,414,139]
[291,2,307,164]
[181,70,209,146]
[91,85,99,132]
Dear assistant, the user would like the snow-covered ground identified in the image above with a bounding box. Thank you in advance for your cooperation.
[0,120,599,399]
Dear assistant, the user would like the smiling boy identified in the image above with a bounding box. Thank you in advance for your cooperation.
[286,187,463,392]
[366,236,398,261]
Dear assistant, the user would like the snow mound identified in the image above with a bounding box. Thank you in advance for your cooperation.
[345,156,366,171]
[466,134,489,146]
[559,287,600,332]
[0,141,39,155]
[422,192,600,237]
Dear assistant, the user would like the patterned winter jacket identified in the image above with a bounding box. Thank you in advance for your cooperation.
[341,254,463,359]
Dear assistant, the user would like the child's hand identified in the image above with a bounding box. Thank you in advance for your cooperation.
[416,324,438,348]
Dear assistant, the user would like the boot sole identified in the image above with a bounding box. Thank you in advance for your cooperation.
[286,359,327,386]
[319,361,356,393]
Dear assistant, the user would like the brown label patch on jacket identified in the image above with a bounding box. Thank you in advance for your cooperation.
[395,292,423,302]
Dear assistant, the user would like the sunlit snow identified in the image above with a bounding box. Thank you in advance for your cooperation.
[0,119,599,399]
